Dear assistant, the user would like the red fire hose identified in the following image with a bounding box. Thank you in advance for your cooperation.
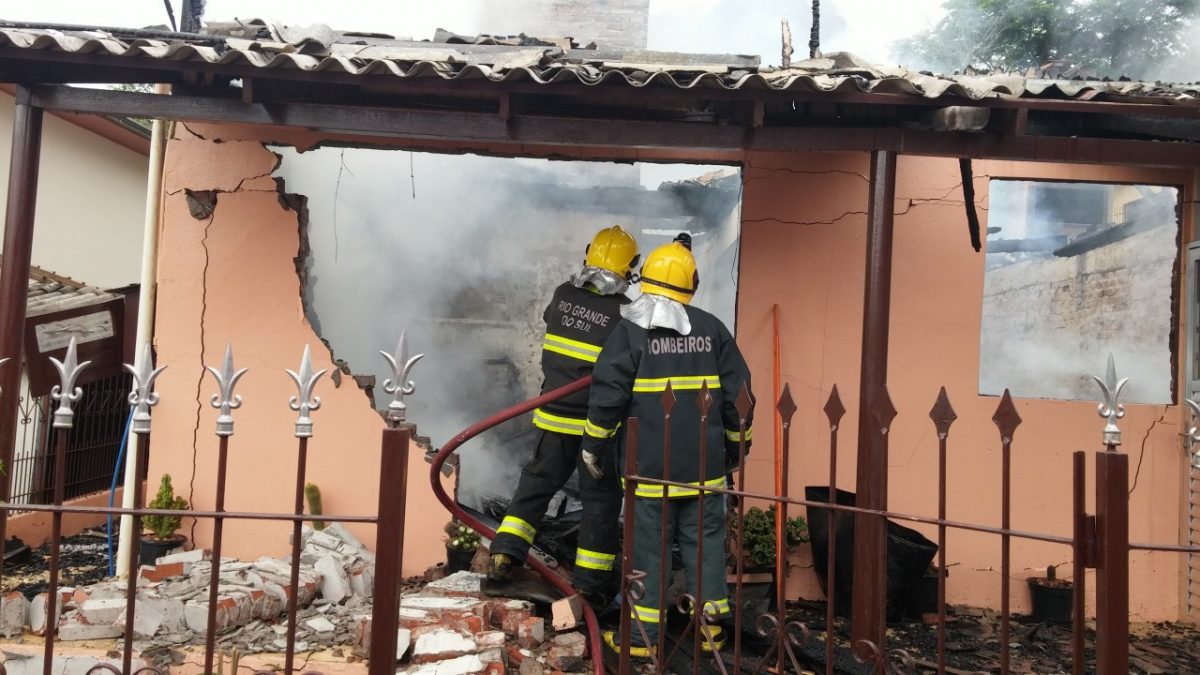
[428,376,606,675]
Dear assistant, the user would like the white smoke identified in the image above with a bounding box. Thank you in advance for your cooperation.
[273,148,741,508]
[979,180,1179,404]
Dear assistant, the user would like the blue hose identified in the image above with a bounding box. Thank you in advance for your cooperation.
[107,410,135,577]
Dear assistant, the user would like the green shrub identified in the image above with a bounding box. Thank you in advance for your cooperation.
[730,505,809,569]
[144,474,188,540]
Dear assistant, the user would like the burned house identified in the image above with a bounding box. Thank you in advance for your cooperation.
[0,16,1198,674]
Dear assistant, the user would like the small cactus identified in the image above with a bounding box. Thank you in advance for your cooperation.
[304,483,325,531]
[444,519,480,552]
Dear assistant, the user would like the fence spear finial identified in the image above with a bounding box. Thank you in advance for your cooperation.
[50,337,91,429]
[1090,354,1128,449]
[126,342,167,435]
[380,330,423,426]
[207,342,248,437]
[287,345,326,438]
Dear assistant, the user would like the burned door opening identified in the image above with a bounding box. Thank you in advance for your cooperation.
[275,149,743,532]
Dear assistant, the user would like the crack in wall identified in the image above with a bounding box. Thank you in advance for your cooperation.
[178,122,208,141]
[1130,406,1170,496]
[187,202,217,548]
[741,174,994,228]
[743,164,870,183]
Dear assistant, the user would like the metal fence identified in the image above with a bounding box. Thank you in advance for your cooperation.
[3,332,1197,675]
[8,372,134,511]
[0,336,422,675]
[604,356,1198,675]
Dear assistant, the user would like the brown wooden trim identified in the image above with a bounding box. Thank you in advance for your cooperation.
[0,84,149,155]
[28,84,1200,168]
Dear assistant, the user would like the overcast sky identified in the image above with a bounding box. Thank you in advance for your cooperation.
[2,0,947,66]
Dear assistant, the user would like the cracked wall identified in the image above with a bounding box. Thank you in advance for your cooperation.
[736,151,1195,621]
[149,119,1199,621]
[150,123,447,576]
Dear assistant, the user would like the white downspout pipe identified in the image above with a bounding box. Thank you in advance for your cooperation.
[116,84,169,578]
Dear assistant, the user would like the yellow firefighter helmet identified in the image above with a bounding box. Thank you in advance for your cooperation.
[585,225,640,278]
[639,239,698,305]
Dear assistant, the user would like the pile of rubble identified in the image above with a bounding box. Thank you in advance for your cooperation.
[0,527,591,674]
[354,570,589,675]
[0,524,370,651]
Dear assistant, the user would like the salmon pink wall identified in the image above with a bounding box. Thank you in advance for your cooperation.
[737,150,1196,621]
[152,130,447,576]
[155,120,1198,620]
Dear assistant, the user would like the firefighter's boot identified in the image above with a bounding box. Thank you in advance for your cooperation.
[487,553,514,583]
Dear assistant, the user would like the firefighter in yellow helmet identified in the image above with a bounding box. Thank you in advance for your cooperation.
[488,226,639,606]
[580,233,755,656]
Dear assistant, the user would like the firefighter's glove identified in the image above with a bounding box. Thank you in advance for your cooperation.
[582,449,606,480]
[724,441,745,473]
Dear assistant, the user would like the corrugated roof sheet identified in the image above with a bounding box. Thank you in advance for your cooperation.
[1,22,1196,103]
[24,266,118,317]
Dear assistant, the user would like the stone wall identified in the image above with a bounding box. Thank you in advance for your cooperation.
[980,224,1177,403]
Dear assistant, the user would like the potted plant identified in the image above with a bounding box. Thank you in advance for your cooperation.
[1028,564,1073,623]
[444,520,480,573]
[140,474,189,567]
[727,505,809,612]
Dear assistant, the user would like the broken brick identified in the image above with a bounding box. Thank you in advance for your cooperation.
[551,595,583,631]
[447,613,485,634]
[476,631,507,650]
[412,628,478,663]
[516,617,544,649]
[407,654,485,675]
[0,591,30,638]
[546,632,586,671]
[156,548,210,565]
[491,599,533,635]
[79,598,126,626]
[138,562,187,583]
[57,613,123,641]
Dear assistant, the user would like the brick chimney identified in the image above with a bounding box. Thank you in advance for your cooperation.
[479,0,650,50]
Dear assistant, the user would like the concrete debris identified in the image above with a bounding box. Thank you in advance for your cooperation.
[0,652,148,675]
[0,542,593,673]
[305,616,336,633]
[424,571,483,598]
[546,631,587,671]
[412,628,477,663]
[0,592,31,638]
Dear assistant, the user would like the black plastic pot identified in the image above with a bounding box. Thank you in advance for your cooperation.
[805,486,939,619]
[905,567,948,617]
[1028,577,1073,623]
[729,566,775,620]
[446,547,475,574]
[139,534,186,567]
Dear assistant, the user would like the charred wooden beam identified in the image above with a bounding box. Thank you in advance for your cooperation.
[986,236,1068,253]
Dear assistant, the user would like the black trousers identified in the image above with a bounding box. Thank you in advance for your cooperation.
[491,430,622,593]
[628,495,729,645]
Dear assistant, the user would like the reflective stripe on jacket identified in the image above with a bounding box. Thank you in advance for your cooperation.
[581,305,754,494]
[537,282,629,421]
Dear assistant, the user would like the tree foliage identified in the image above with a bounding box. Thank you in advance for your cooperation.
[895,0,1198,79]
